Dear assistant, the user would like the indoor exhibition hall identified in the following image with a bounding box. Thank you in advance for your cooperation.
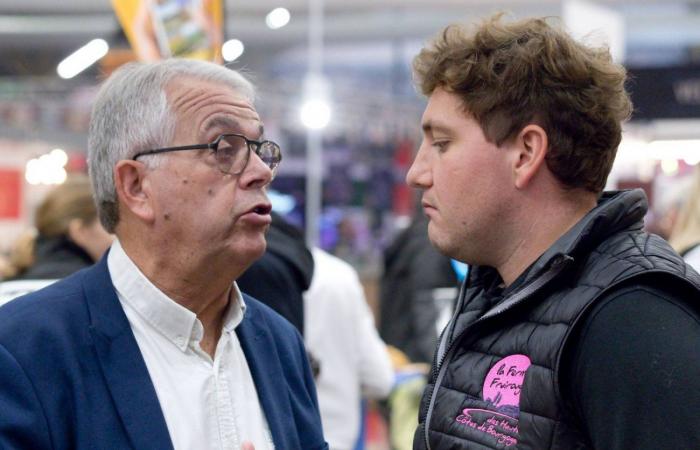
[1,1,700,449]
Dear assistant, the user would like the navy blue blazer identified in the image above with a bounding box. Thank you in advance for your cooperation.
[0,257,328,450]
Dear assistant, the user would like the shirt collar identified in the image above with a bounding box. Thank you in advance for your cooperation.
[107,239,246,352]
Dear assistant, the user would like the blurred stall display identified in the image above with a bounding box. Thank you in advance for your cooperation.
[269,129,418,277]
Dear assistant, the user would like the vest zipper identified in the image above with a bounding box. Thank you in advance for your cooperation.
[422,255,572,450]
[419,278,467,450]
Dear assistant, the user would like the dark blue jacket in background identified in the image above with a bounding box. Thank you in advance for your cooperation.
[0,256,328,450]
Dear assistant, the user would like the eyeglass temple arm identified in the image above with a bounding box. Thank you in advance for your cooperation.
[133,143,214,160]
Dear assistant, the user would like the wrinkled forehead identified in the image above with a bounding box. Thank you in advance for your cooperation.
[165,76,262,136]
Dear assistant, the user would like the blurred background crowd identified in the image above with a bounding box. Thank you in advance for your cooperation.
[1,0,700,449]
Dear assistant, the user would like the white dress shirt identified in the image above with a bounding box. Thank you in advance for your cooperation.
[108,240,274,450]
[304,248,394,450]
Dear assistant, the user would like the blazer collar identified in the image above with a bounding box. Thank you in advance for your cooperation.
[236,296,298,450]
[84,255,174,450]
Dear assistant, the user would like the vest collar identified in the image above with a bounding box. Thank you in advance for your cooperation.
[470,189,648,290]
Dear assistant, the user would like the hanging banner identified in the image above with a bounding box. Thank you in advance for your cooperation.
[628,65,700,120]
[112,0,223,62]
[0,169,22,220]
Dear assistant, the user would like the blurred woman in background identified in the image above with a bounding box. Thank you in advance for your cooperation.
[669,165,700,272]
[4,175,113,282]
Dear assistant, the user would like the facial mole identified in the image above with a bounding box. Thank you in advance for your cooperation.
[182,179,189,185]
[208,189,214,196]
[164,213,171,221]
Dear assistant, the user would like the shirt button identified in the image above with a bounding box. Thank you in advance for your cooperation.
[175,336,185,346]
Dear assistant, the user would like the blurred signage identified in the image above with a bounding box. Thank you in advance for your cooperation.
[628,65,700,120]
[112,0,223,62]
[0,169,22,220]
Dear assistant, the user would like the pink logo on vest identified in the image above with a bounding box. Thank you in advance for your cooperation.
[455,354,532,447]
[483,354,531,418]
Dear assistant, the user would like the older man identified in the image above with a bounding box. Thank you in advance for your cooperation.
[407,14,700,450]
[0,59,327,450]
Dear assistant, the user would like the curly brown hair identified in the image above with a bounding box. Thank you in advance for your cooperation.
[413,14,632,193]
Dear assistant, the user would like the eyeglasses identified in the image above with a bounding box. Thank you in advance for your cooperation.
[132,133,282,179]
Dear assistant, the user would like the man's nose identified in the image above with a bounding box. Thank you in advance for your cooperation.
[406,145,430,189]
[240,152,273,188]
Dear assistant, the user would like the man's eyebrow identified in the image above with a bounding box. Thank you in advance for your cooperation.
[422,121,452,135]
[203,116,241,133]
[203,117,265,139]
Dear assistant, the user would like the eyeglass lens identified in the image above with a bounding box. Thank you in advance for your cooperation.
[215,135,280,176]
[216,135,250,175]
[258,142,281,172]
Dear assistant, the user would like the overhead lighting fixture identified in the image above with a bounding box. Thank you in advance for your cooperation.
[648,139,700,166]
[266,7,291,29]
[300,74,332,130]
[300,99,331,130]
[660,158,680,176]
[617,138,700,166]
[222,39,244,62]
[57,39,109,79]
[25,149,69,185]
[48,148,69,167]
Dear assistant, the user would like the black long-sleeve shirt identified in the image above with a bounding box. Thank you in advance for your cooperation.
[562,280,700,449]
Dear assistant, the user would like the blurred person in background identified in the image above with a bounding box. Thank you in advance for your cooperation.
[304,247,394,450]
[1,229,35,281]
[0,254,11,281]
[645,176,691,240]
[0,59,326,450]
[379,213,460,365]
[407,14,700,450]
[238,211,314,336]
[379,214,465,450]
[0,176,113,304]
[0,233,36,304]
[669,165,700,271]
[8,176,112,280]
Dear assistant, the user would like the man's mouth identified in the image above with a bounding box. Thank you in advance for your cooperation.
[252,204,272,215]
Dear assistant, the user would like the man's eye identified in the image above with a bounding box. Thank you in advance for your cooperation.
[433,141,449,152]
[216,145,236,160]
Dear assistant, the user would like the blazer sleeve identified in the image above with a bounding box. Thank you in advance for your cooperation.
[0,343,52,449]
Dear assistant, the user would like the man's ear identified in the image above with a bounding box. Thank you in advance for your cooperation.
[512,124,548,190]
[114,160,156,224]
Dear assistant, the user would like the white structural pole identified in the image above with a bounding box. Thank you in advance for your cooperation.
[304,0,325,247]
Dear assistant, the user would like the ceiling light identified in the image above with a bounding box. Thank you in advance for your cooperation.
[300,73,332,130]
[266,7,291,29]
[25,151,68,185]
[300,99,331,130]
[648,139,700,165]
[49,149,68,167]
[57,39,108,79]
[222,39,244,62]
[660,159,679,176]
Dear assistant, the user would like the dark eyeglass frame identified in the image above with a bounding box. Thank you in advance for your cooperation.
[132,133,282,178]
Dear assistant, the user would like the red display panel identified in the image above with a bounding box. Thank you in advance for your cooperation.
[0,169,22,219]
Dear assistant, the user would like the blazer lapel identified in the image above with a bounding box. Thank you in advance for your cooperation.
[84,258,174,450]
[237,299,297,450]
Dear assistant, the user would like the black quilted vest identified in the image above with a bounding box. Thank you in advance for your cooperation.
[414,190,700,450]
